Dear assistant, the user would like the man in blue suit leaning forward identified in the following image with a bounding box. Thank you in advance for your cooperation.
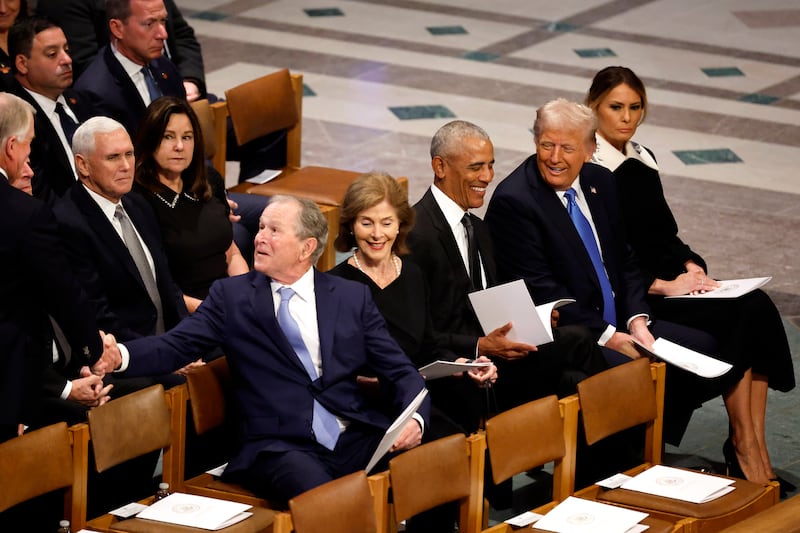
[116,194,429,502]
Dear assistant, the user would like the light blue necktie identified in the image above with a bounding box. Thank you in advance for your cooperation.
[564,188,616,326]
[277,287,340,450]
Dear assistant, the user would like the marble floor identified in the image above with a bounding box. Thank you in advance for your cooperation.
[177,0,800,507]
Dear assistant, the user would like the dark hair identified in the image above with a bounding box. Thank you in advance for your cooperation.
[335,171,415,255]
[585,66,648,123]
[105,0,131,23]
[8,17,58,64]
[134,96,211,201]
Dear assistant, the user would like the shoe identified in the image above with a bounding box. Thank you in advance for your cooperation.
[770,475,795,499]
[722,438,744,479]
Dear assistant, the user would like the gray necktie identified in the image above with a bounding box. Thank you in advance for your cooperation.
[115,205,165,334]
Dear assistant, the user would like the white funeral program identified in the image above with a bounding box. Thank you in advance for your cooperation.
[634,337,732,379]
[666,276,771,299]
[533,496,648,533]
[468,279,574,346]
[366,387,428,473]
[418,360,492,381]
[621,465,735,504]
[135,492,252,530]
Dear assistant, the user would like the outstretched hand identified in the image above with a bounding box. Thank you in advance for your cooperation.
[92,331,121,376]
[478,322,537,360]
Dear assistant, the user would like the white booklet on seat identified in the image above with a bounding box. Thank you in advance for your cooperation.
[621,465,735,504]
[533,496,648,533]
[366,387,428,473]
[666,276,771,299]
[634,337,732,378]
[136,492,252,530]
[467,279,574,346]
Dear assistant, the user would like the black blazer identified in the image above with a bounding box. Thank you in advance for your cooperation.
[407,188,497,356]
[0,179,101,426]
[485,156,650,340]
[10,82,93,204]
[36,0,205,94]
[73,44,185,137]
[53,183,188,342]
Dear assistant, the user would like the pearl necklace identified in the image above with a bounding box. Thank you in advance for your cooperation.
[352,250,400,278]
[153,190,198,209]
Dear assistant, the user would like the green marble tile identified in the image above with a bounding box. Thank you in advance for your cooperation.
[673,149,743,165]
[701,67,744,77]
[389,105,456,120]
[427,25,468,35]
[574,48,616,58]
[304,7,344,17]
[739,93,779,105]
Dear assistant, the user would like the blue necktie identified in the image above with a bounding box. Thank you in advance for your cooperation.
[564,188,616,326]
[142,65,162,103]
[277,287,340,450]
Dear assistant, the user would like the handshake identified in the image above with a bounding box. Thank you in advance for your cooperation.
[91,330,122,377]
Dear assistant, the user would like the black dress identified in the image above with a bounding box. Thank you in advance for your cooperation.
[607,142,794,392]
[328,259,481,436]
[133,172,233,300]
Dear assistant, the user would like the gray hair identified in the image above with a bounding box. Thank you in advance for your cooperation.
[72,116,127,157]
[0,93,34,148]
[430,120,490,160]
[268,195,329,264]
[533,98,597,149]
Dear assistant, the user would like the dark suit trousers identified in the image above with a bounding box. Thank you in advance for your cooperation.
[232,423,384,504]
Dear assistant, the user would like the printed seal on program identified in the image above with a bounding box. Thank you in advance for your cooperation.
[656,475,684,487]
[172,503,201,514]
[566,512,595,525]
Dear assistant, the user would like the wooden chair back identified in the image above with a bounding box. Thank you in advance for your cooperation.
[485,395,579,503]
[0,422,88,528]
[289,471,378,533]
[388,433,485,533]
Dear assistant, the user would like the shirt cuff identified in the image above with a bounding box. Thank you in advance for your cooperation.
[60,380,72,400]
[597,324,616,346]
[626,314,650,329]
[117,343,130,372]
[412,412,425,435]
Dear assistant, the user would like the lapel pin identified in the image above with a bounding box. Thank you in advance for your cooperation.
[590,186,597,194]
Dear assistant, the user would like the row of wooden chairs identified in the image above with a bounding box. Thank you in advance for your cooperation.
[0,358,781,532]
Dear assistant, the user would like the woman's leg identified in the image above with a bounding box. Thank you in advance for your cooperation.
[750,373,775,478]
[724,369,770,484]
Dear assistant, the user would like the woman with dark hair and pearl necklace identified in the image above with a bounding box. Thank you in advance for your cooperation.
[133,96,248,312]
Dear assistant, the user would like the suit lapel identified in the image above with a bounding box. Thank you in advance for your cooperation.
[420,190,471,283]
[71,185,144,289]
[530,162,603,292]
[249,273,311,376]
[314,270,337,383]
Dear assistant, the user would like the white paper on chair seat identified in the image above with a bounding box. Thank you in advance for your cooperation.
[665,277,771,299]
[620,465,735,504]
[244,168,281,184]
[634,337,733,378]
[136,492,253,530]
[533,496,648,533]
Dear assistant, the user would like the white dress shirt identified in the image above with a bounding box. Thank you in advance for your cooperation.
[23,88,79,179]
[111,43,152,106]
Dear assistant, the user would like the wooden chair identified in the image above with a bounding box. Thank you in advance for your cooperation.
[220,68,409,270]
[288,471,378,533]
[480,394,578,532]
[180,359,293,533]
[81,384,279,532]
[718,493,800,532]
[0,422,88,530]
[387,433,485,533]
[574,359,779,532]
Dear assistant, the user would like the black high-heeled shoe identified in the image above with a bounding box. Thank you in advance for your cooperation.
[722,438,745,479]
